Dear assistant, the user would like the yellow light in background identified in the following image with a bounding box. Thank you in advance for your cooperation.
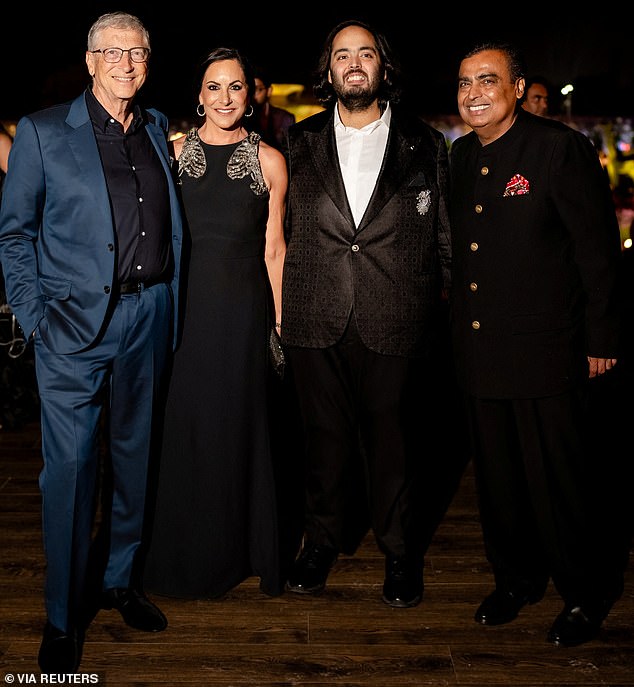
[270,84,324,122]
[270,83,305,98]
[561,84,574,121]
[287,104,325,121]
[1,121,16,137]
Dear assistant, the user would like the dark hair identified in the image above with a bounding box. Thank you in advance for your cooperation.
[312,19,402,108]
[462,41,526,83]
[253,65,272,89]
[523,74,551,96]
[196,47,255,107]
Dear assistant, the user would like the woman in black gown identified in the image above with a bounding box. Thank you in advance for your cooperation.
[144,48,288,598]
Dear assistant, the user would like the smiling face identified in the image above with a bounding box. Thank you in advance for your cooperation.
[328,24,384,111]
[198,59,249,131]
[457,49,524,144]
[86,26,149,113]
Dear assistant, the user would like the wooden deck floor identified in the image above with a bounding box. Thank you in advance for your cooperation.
[1,420,633,685]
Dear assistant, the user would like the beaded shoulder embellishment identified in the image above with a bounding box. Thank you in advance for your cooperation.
[226,131,267,196]
[178,127,206,179]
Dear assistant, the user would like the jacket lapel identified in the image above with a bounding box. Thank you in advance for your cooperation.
[145,119,171,171]
[305,115,356,232]
[357,120,413,231]
[65,96,112,213]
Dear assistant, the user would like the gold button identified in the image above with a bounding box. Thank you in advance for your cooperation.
[481,166,489,175]
[470,242,479,252]
[472,321,480,330]
[475,204,483,213]
[470,282,478,292]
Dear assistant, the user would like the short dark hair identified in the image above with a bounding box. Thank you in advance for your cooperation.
[312,19,402,109]
[196,47,255,103]
[253,65,272,89]
[524,75,551,92]
[461,41,526,83]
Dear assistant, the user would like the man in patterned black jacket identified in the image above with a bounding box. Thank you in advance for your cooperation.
[281,19,452,608]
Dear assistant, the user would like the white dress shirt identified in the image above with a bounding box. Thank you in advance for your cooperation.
[334,103,391,227]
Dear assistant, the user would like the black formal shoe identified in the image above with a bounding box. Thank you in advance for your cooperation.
[382,556,423,608]
[286,543,338,594]
[547,604,604,647]
[102,588,167,632]
[38,622,82,673]
[475,588,543,626]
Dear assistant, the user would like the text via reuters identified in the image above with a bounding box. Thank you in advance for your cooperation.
[3,674,101,684]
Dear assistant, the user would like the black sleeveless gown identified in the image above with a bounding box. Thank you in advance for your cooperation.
[144,131,282,598]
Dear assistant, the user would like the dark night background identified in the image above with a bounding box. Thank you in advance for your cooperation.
[3,6,633,121]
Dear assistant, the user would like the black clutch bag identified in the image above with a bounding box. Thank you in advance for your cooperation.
[269,326,286,379]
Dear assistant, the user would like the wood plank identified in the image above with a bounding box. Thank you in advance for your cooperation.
[1,419,632,685]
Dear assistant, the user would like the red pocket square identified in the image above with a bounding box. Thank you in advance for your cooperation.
[503,173,530,196]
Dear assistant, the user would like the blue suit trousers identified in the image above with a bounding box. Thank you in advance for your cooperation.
[34,284,171,631]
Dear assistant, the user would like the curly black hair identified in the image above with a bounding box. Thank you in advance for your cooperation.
[312,19,402,109]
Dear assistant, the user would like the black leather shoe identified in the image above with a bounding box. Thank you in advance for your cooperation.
[38,622,82,673]
[382,556,423,608]
[547,605,603,647]
[475,588,543,626]
[102,588,167,632]
[286,543,337,594]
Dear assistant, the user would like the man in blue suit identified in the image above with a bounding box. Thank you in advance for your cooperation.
[0,12,183,673]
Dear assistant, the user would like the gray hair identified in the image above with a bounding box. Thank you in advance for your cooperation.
[87,12,150,51]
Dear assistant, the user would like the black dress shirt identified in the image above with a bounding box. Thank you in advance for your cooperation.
[86,88,171,284]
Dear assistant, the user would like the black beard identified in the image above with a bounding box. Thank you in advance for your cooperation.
[336,87,378,111]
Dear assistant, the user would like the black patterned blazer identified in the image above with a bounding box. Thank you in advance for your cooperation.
[281,105,451,358]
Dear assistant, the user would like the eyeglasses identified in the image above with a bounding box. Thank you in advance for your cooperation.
[90,47,150,63]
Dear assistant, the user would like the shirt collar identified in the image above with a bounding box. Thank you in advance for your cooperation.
[334,101,391,133]
[85,87,145,133]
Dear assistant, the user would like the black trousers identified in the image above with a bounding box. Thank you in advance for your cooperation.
[467,390,625,608]
[287,320,425,561]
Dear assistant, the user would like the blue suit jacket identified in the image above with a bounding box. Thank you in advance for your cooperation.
[0,93,183,354]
